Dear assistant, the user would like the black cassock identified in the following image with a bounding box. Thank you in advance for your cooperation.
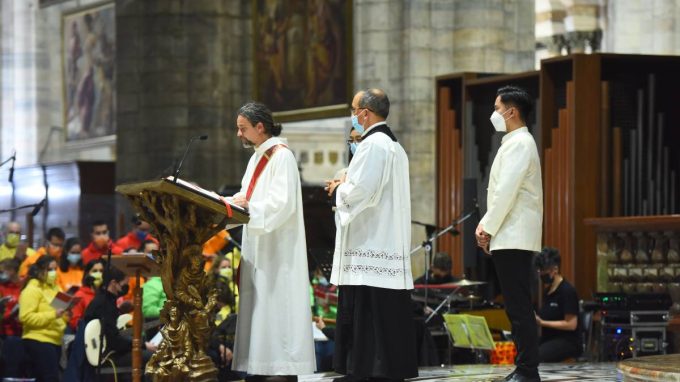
[333,285,419,379]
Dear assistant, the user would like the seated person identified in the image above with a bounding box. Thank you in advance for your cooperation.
[141,276,166,341]
[0,222,36,262]
[0,258,24,378]
[414,252,458,285]
[115,217,158,252]
[208,283,241,381]
[83,266,155,369]
[56,238,84,293]
[19,227,64,278]
[81,221,123,265]
[535,247,581,362]
[69,259,105,331]
[140,240,159,256]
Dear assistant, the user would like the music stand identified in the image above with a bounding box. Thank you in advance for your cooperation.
[109,254,159,380]
[443,313,495,363]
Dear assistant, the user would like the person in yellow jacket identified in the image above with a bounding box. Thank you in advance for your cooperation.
[19,255,70,382]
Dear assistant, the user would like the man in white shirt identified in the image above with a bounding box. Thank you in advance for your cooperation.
[327,89,418,381]
[476,86,543,382]
[231,102,315,381]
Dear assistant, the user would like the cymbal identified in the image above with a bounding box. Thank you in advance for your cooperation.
[411,294,446,305]
[463,294,481,301]
[452,278,487,287]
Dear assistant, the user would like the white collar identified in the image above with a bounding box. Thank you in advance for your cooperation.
[254,136,287,155]
[361,121,387,137]
[501,126,528,144]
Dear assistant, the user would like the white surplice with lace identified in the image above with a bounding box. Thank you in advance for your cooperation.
[330,126,413,290]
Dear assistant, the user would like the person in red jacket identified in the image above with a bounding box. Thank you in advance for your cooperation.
[69,259,105,332]
[81,221,122,265]
[115,216,158,252]
[0,258,24,378]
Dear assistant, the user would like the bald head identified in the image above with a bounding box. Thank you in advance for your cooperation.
[350,91,365,113]
[359,88,390,120]
[5,222,20,235]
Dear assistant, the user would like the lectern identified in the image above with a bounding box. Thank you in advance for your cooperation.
[116,178,248,382]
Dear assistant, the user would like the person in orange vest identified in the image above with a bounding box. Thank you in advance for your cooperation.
[202,230,230,271]
[56,238,84,293]
[18,227,64,277]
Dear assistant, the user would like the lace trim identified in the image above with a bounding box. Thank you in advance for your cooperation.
[341,264,404,277]
[343,248,404,261]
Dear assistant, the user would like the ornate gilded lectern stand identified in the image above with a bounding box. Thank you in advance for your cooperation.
[116,178,248,382]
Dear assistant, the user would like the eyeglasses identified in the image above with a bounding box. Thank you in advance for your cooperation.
[349,107,373,116]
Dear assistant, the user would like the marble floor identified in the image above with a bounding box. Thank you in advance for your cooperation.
[300,363,622,382]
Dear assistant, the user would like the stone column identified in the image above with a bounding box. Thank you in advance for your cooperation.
[535,0,567,64]
[116,0,252,207]
[0,0,39,165]
[604,0,680,55]
[563,0,601,53]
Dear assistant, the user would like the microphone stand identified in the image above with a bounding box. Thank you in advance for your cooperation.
[410,205,478,318]
[172,135,208,184]
[0,200,45,215]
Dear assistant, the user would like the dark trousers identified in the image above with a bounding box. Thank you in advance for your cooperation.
[492,250,539,377]
[2,335,26,378]
[23,339,61,382]
[539,337,581,363]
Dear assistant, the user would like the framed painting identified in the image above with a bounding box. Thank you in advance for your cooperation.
[253,0,353,122]
[62,1,116,142]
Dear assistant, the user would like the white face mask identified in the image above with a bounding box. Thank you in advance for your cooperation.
[489,108,512,132]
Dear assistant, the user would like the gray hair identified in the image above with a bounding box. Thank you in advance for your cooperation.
[237,102,282,136]
[358,88,390,119]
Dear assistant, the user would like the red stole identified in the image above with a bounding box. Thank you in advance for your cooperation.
[235,143,287,287]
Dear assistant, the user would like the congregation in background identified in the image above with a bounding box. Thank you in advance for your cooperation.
[0,217,242,381]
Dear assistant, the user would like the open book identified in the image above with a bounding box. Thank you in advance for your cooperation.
[163,176,248,227]
[51,291,81,311]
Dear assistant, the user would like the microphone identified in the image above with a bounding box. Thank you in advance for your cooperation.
[172,135,208,183]
[226,235,242,250]
[30,198,46,217]
[8,151,15,183]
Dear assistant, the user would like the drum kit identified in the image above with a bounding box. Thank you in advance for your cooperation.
[412,276,489,322]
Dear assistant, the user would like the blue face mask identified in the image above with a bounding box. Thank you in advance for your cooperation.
[67,253,81,265]
[349,142,358,155]
[351,115,364,134]
[136,229,147,242]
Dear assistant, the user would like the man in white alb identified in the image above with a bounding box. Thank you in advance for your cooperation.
[231,102,315,381]
[476,86,543,382]
[327,89,418,381]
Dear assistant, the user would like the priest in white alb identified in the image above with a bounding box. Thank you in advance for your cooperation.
[326,89,418,381]
[231,102,315,380]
